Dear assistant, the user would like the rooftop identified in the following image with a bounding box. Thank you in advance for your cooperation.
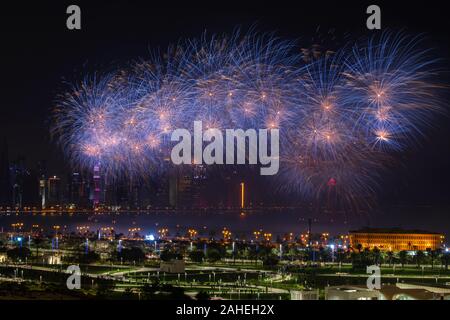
[349,227,441,235]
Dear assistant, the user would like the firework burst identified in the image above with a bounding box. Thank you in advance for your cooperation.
[52,30,445,210]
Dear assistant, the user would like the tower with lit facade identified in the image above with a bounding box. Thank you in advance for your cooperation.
[92,163,102,208]
[0,139,12,207]
[47,176,62,207]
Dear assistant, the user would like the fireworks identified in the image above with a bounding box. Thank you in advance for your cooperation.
[51,30,445,209]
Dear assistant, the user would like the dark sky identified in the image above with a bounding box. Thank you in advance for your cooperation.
[0,1,449,227]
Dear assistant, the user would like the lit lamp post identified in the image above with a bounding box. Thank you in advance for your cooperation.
[232,241,236,264]
[117,239,122,253]
[222,228,231,242]
[158,228,169,240]
[330,244,335,263]
[188,228,197,252]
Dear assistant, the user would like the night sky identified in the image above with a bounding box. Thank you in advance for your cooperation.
[0,1,449,233]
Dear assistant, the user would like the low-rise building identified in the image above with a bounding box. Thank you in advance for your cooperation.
[382,283,450,300]
[291,289,319,300]
[160,259,185,273]
[45,254,62,265]
[349,228,444,251]
[325,286,380,300]
[325,284,450,300]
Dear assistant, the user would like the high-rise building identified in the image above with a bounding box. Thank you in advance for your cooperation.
[91,163,103,208]
[224,172,240,208]
[129,180,144,209]
[0,139,12,207]
[39,176,46,208]
[177,172,193,208]
[69,172,89,208]
[168,167,178,208]
[11,158,39,208]
[192,165,207,208]
[11,156,27,208]
[47,176,62,207]
[105,180,125,208]
[69,172,81,203]
[154,172,170,208]
[37,161,47,209]
[23,171,39,207]
[167,165,206,209]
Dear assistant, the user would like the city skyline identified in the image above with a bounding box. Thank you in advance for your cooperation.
[0,1,449,304]
[0,2,449,236]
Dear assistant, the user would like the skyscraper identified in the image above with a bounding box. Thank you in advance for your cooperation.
[69,172,89,208]
[37,161,47,208]
[0,139,12,207]
[11,156,27,208]
[91,163,104,208]
[39,177,46,208]
[47,176,62,207]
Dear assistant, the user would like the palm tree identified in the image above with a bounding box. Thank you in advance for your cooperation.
[428,249,440,270]
[399,250,408,268]
[33,237,44,259]
[287,247,297,262]
[441,252,449,270]
[208,230,217,240]
[336,248,345,264]
[373,247,381,266]
[387,251,394,267]
[416,250,425,268]
[298,250,309,263]
[356,243,363,253]
[350,252,361,269]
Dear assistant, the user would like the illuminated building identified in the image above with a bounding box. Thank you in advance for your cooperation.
[99,227,115,240]
[39,176,46,208]
[167,165,206,209]
[69,172,88,208]
[128,227,142,239]
[47,176,61,207]
[192,164,206,207]
[177,173,192,208]
[37,160,47,209]
[349,228,445,251]
[92,164,102,208]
